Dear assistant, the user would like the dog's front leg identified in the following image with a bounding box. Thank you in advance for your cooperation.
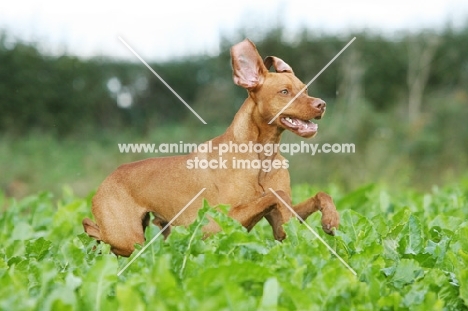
[293,192,339,235]
[263,191,293,241]
[228,190,291,239]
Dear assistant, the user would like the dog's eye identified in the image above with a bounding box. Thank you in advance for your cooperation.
[280,89,289,95]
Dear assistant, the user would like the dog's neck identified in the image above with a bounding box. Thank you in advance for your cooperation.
[226,97,283,146]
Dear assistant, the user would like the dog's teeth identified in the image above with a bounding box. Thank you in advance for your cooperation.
[286,117,295,124]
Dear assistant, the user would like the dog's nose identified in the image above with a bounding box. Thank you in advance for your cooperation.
[313,98,326,110]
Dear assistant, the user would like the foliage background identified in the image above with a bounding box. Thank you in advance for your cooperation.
[1,26,468,197]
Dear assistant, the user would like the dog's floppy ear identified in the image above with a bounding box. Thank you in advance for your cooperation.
[231,39,268,90]
[264,56,294,74]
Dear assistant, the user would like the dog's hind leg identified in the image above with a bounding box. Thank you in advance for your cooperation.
[89,195,148,257]
[152,213,171,239]
[83,218,102,240]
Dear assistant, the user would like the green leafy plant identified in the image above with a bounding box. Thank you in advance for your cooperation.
[0,183,467,310]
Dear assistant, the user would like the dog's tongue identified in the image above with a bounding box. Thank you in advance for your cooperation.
[283,117,317,130]
[282,117,318,137]
[297,118,317,131]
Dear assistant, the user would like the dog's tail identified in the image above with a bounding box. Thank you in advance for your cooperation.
[82,218,102,241]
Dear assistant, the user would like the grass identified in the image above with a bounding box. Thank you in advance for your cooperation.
[2,117,466,200]
[0,126,225,198]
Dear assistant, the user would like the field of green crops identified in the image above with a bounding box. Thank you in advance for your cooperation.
[1,182,467,310]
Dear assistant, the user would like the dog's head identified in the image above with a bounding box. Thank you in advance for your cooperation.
[231,39,326,138]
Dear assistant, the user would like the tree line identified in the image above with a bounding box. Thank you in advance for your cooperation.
[0,26,467,137]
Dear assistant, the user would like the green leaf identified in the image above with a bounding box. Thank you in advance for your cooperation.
[10,221,35,241]
[25,237,52,260]
[424,269,465,310]
[379,190,390,210]
[116,284,146,311]
[337,209,380,256]
[371,213,391,236]
[450,226,468,255]
[336,183,375,209]
[399,214,424,255]
[389,259,424,289]
[401,284,428,307]
[389,208,412,229]
[424,236,449,264]
[42,282,79,311]
[80,255,118,311]
[207,206,244,234]
[378,291,402,309]
[258,277,279,310]
[459,269,468,306]
[49,198,88,241]
[429,215,462,233]
[382,237,400,261]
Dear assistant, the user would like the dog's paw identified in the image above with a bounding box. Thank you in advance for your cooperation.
[273,227,287,241]
[321,209,340,236]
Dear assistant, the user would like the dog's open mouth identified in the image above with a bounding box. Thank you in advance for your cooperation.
[281,116,318,137]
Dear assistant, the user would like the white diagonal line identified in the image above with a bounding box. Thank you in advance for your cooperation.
[268,37,356,124]
[117,188,206,276]
[118,36,207,124]
[269,188,357,276]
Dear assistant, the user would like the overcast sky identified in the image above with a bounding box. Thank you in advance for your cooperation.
[1,0,467,61]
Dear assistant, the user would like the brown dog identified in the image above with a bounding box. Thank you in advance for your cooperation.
[83,39,339,257]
